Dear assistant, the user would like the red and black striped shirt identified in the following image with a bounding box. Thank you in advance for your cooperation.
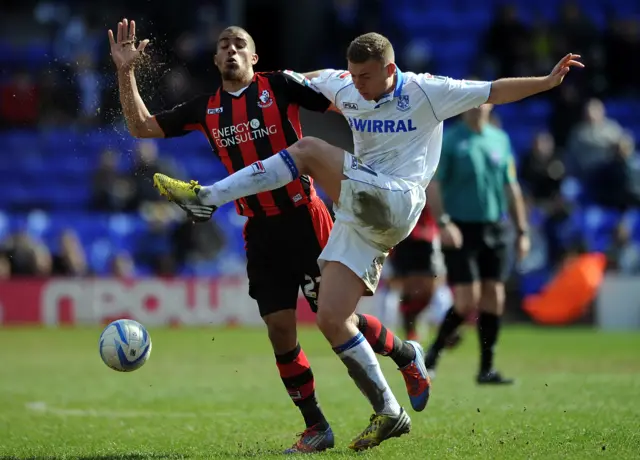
[154,71,330,217]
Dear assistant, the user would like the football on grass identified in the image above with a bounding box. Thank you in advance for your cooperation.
[99,319,152,372]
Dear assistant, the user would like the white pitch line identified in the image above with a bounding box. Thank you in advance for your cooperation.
[25,401,197,418]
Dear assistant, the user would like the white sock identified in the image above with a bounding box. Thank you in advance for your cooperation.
[334,332,401,416]
[198,150,298,207]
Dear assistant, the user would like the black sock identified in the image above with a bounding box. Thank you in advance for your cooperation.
[275,344,329,430]
[297,398,329,430]
[431,307,465,354]
[477,312,500,373]
[356,313,416,368]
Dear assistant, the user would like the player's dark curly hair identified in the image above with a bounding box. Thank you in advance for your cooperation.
[347,33,395,64]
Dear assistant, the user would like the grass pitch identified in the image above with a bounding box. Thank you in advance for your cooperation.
[0,325,639,459]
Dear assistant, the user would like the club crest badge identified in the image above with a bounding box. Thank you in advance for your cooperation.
[397,95,410,112]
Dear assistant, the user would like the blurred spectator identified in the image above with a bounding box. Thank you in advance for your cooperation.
[323,0,383,65]
[519,131,565,203]
[158,66,193,108]
[38,67,79,127]
[92,149,135,212]
[135,216,176,276]
[52,13,102,66]
[172,219,226,267]
[129,139,184,207]
[590,133,640,210]
[606,222,640,274]
[556,2,605,94]
[605,18,640,96]
[1,232,51,276]
[520,132,571,268]
[548,82,584,149]
[75,51,102,126]
[155,254,177,277]
[566,98,623,182]
[556,2,598,57]
[530,16,555,74]
[541,196,573,268]
[110,252,135,278]
[0,255,11,279]
[192,3,225,62]
[51,229,88,276]
[482,4,532,77]
[0,70,39,128]
[325,0,366,63]
[401,38,435,75]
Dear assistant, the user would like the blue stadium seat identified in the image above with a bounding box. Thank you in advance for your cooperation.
[582,206,622,252]
[0,211,9,241]
[520,269,553,296]
[2,130,41,153]
[560,176,584,203]
[523,100,552,119]
[1,1,638,277]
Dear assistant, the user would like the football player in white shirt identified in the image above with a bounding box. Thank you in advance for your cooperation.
[154,32,583,450]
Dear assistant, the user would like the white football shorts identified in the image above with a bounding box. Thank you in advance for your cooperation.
[318,151,426,293]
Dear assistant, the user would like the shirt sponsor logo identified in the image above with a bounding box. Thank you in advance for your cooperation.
[212,119,277,148]
[346,117,417,133]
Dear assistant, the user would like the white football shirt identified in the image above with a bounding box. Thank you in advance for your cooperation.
[307,68,492,187]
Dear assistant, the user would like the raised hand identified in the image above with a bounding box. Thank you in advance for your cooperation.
[546,53,585,88]
[108,18,150,71]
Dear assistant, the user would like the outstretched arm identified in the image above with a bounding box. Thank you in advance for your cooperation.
[300,70,340,112]
[487,53,584,105]
[109,18,164,138]
[302,70,328,80]
[418,53,584,121]
[117,69,164,138]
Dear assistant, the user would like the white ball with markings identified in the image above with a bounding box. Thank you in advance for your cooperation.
[99,319,152,372]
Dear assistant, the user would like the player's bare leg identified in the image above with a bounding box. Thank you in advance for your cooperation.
[424,282,479,376]
[476,281,513,385]
[264,310,299,355]
[154,136,430,409]
[317,261,410,450]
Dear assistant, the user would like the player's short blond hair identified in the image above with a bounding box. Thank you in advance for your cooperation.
[346,33,395,64]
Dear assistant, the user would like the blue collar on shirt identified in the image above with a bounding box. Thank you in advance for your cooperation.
[374,67,404,108]
[393,67,405,97]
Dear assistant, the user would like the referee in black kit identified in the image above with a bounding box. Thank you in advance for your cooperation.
[423,101,530,384]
